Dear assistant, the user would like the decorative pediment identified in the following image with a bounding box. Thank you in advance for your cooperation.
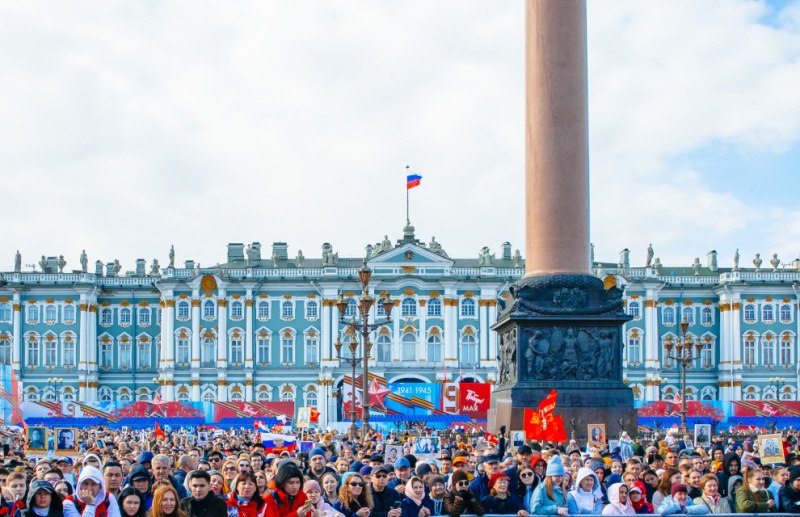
[368,243,453,267]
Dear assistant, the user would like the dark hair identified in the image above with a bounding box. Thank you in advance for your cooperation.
[233,472,265,508]
[274,463,304,490]
[45,469,64,479]
[54,479,73,496]
[187,470,211,483]
[103,461,123,472]
[117,486,147,517]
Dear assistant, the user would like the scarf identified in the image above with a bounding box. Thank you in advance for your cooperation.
[630,482,649,513]
[405,478,425,507]
[32,508,49,517]
[606,483,634,515]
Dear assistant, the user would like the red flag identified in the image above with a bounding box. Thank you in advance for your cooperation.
[484,432,498,445]
[309,407,320,423]
[524,408,543,441]
[154,421,166,440]
[543,415,568,443]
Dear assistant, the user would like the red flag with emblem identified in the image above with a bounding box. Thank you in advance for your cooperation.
[524,408,543,440]
[484,432,498,445]
[154,421,166,440]
[309,407,320,423]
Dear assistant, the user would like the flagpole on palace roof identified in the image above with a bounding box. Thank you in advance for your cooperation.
[405,165,410,225]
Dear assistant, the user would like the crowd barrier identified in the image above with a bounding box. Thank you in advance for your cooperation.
[463,515,792,517]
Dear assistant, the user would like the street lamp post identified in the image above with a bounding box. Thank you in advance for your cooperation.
[768,377,787,400]
[664,321,703,435]
[335,262,395,443]
[47,377,64,401]
[334,338,361,441]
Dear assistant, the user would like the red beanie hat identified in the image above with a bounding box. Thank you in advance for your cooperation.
[488,472,510,490]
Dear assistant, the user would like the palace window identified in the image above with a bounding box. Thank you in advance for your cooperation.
[203,391,216,403]
[460,333,478,367]
[681,307,694,325]
[763,337,775,367]
[781,304,793,322]
[119,308,131,326]
[27,305,39,323]
[177,391,190,403]
[0,303,11,322]
[0,338,11,365]
[305,336,319,364]
[306,300,318,320]
[763,304,775,322]
[662,339,674,369]
[781,337,792,366]
[203,300,216,320]
[744,304,756,322]
[257,335,270,364]
[138,341,151,369]
[257,300,270,320]
[63,305,76,323]
[230,301,244,320]
[427,334,442,363]
[401,298,417,317]
[662,307,675,326]
[99,342,112,369]
[201,338,216,366]
[257,390,270,402]
[177,337,190,364]
[44,338,57,367]
[376,335,392,362]
[376,300,386,317]
[427,298,442,317]
[44,305,57,323]
[305,391,318,408]
[744,337,756,367]
[701,307,713,326]
[281,300,294,320]
[461,298,476,318]
[63,338,75,367]
[701,341,713,369]
[26,338,39,367]
[344,299,357,318]
[627,336,641,366]
[628,301,641,319]
[177,301,190,320]
[402,333,416,361]
[119,341,131,369]
[281,390,295,402]
[230,335,243,364]
[281,334,294,364]
[138,308,150,326]
[230,391,244,402]
[100,308,112,326]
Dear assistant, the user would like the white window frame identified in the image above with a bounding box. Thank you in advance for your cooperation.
[427,298,442,317]
[119,307,132,327]
[427,334,442,363]
[763,304,775,323]
[0,303,11,323]
[744,304,756,322]
[628,301,641,319]
[306,300,319,320]
[230,301,244,321]
[305,335,319,364]
[401,298,417,317]
[27,305,39,324]
[781,304,793,323]
[44,304,57,324]
[401,332,416,361]
[63,304,76,324]
[177,301,190,320]
[376,335,392,362]
[138,307,150,327]
[460,298,476,318]
[202,300,216,320]
[662,306,675,326]
[230,335,244,364]
[280,333,295,364]
[701,307,714,326]
[257,300,270,321]
[459,333,478,366]
[119,339,132,370]
[100,308,112,327]
[281,300,294,320]
[137,340,151,369]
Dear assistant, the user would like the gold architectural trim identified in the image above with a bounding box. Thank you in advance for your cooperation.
[733,303,741,310]
[192,299,201,307]
[245,299,253,307]
[645,300,658,308]
[218,300,228,308]
[12,304,20,311]
[89,305,98,312]
[418,299,427,307]
[165,300,175,308]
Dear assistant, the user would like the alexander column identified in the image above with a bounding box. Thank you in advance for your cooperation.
[491,0,636,441]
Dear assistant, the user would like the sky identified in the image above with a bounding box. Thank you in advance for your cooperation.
[1,0,799,273]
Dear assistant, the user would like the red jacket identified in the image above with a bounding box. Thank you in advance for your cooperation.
[262,484,309,517]
[226,493,266,517]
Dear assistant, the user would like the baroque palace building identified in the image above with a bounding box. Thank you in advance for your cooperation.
[1,226,800,424]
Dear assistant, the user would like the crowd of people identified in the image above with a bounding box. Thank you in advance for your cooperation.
[1,424,800,516]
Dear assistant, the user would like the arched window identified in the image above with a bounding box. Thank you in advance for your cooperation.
[99,341,112,369]
[628,301,640,319]
[202,391,216,403]
[99,387,113,402]
[744,304,756,322]
[230,334,243,364]
[460,333,478,367]
[257,300,270,320]
[306,301,319,320]
[743,336,756,366]
[781,304,793,322]
[27,305,39,323]
[230,301,244,320]
[177,335,190,365]
[281,301,294,320]
[701,340,713,369]
[461,299,476,318]
[138,308,150,326]
[257,334,270,364]
[344,299,357,318]
[138,340,151,369]
[281,333,294,364]
[0,303,11,322]
[257,389,270,402]
[230,390,244,402]
[63,390,75,401]
[119,391,132,402]
[281,391,295,402]
[203,300,216,319]
[401,298,417,317]
[100,308,112,326]
[305,391,318,407]
[701,307,713,325]
[177,390,191,403]
[376,335,392,362]
[119,307,132,326]
[427,334,442,363]
[305,335,318,364]
[63,305,76,323]
[45,305,57,323]
[202,337,216,366]
[43,336,57,366]
[402,333,416,361]
[427,298,442,317]
[681,307,694,325]
[177,301,190,320]
[763,337,775,367]
[763,304,774,322]
[662,307,675,326]
[627,335,641,366]
[0,338,11,365]
[781,335,793,366]
[119,339,132,369]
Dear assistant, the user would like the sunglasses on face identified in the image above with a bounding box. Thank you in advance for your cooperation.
[374,474,387,479]
[225,467,238,471]
[456,481,469,486]
[520,472,534,478]
[349,482,365,487]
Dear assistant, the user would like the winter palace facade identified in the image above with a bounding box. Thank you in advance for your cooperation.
[2,226,800,424]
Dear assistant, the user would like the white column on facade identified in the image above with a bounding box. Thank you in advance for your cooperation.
[217,291,228,368]
[87,303,98,401]
[77,296,88,400]
[192,378,200,401]
[415,299,425,361]
[488,300,498,364]
[718,300,732,400]
[392,312,401,361]
[218,377,228,401]
[162,299,175,371]
[245,291,254,368]
[321,299,331,361]
[318,381,329,427]
[644,297,660,369]
[479,300,488,361]
[731,301,743,399]
[191,292,200,369]
[12,293,21,374]
[443,291,457,367]
[245,374,254,401]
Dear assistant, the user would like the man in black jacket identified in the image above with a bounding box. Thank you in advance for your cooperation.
[370,465,402,517]
[180,470,227,517]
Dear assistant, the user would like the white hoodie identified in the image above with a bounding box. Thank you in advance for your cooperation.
[62,465,122,517]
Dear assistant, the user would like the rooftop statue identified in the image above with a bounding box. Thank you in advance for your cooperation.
[733,248,740,271]
[58,255,66,273]
[80,250,88,273]
[14,250,21,273]
[150,259,161,276]
[771,253,780,271]
[296,249,305,267]
[478,246,495,266]
[753,253,762,272]
[168,245,175,268]
[692,257,701,276]
[645,243,654,268]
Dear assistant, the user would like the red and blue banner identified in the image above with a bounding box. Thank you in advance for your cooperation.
[406,174,422,189]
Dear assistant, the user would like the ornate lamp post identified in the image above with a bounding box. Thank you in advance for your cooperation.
[664,321,703,434]
[47,377,64,401]
[768,377,787,400]
[335,262,395,442]
[334,337,361,440]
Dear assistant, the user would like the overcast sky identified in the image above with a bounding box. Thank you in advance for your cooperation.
[2,0,799,273]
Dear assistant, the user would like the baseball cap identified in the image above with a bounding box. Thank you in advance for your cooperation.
[394,458,411,469]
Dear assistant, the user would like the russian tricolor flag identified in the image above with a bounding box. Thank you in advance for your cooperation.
[407,174,422,189]
[259,432,297,454]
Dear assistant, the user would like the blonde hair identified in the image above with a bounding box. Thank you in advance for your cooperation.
[338,474,373,510]
[150,485,187,517]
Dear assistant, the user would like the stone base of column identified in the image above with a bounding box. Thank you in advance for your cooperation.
[490,273,637,441]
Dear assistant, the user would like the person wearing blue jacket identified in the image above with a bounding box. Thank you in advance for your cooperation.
[567,467,603,515]
[529,456,568,516]
[657,483,709,515]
